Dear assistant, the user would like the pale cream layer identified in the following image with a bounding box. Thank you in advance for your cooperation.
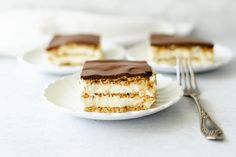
[46,44,103,65]
[79,75,156,97]
[149,46,214,65]
[82,95,156,108]
[47,53,102,65]
[47,44,101,55]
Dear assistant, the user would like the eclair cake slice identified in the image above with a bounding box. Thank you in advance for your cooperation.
[149,34,214,66]
[79,60,157,113]
[46,34,103,66]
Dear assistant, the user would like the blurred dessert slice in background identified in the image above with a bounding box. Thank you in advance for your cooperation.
[46,34,103,66]
[149,34,214,66]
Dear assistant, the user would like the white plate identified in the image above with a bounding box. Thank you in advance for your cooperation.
[126,44,235,73]
[19,43,126,75]
[43,73,183,120]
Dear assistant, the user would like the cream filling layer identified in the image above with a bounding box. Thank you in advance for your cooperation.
[47,53,103,65]
[48,44,101,55]
[79,75,156,97]
[56,46,101,55]
[149,46,214,65]
[46,44,103,65]
[82,96,155,108]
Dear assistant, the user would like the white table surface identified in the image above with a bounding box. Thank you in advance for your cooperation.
[0,39,236,157]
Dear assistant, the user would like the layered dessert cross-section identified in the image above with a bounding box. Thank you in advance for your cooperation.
[79,60,157,113]
[149,34,214,66]
[46,34,103,66]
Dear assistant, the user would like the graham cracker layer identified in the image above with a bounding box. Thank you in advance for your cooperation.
[150,45,213,51]
[84,104,148,113]
[81,92,141,98]
[54,62,83,66]
[81,76,154,86]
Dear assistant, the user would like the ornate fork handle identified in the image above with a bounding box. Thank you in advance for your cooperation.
[191,95,224,140]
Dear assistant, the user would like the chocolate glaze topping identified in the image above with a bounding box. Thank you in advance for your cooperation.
[46,34,99,50]
[81,60,153,79]
[150,34,213,47]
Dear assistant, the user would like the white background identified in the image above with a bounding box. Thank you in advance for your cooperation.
[1,0,236,38]
[0,1,236,157]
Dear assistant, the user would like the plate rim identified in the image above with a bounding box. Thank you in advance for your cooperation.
[126,43,235,73]
[43,73,183,120]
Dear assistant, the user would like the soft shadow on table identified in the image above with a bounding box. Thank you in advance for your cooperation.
[69,97,199,136]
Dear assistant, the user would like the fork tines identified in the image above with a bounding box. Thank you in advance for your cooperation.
[176,55,199,95]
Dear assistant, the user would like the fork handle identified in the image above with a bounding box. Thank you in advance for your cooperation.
[191,95,224,140]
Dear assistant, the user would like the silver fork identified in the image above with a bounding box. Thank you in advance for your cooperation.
[176,56,224,140]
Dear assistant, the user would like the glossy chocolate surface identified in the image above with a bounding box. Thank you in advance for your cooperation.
[150,34,213,47]
[81,60,152,79]
[47,34,99,50]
